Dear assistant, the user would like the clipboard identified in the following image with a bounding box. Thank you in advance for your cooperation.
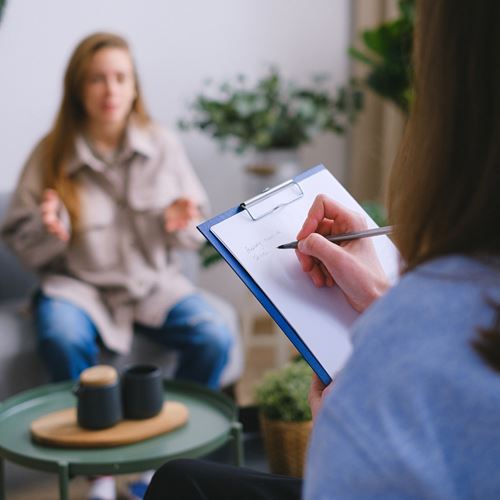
[198,165,399,385]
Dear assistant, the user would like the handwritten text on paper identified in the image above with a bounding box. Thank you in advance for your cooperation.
[244,230,283,262]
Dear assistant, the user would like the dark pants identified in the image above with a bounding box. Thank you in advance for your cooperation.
[144,459,303,500]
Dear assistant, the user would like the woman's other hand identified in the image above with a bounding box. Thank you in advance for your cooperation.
[296,195,389,313]
[164,197,201,233]
[308,374,335,423]
[40,189,70,241]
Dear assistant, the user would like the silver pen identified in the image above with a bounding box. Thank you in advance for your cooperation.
[277,225,393,249]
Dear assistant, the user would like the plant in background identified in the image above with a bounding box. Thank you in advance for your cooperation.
[179,68,362,154]
[199,241,221,268]
[255,359,312,422]
[361,200,388,227]
[255,358,313,476]
[0,0,6,22]
[349,0,415,113]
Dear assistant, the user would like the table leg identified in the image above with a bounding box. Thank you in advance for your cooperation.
[231,421,244,467]
[58,462,70,500]
[0,458,5,500]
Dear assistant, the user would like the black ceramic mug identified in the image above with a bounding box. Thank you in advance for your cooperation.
[122,364,164,419]
[73,365,123,430]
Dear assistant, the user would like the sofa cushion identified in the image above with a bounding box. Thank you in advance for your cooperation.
[0,192,38,301]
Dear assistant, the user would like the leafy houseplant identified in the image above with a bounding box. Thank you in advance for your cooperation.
[350,0,415,113]
[348,1,414,227]
[255,359,312,422]
[185,68,362,267]
[179,68,362,154]
[255,359,313,477]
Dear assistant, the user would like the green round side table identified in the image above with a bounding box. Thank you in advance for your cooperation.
[0,380,243,500]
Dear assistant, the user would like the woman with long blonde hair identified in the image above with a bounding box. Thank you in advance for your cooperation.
[2,32,232,500]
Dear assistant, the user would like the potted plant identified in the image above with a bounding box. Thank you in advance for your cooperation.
[349,0,415,114]
[255,359,313,477]
[179,67,362,192]
[179,67,361,154]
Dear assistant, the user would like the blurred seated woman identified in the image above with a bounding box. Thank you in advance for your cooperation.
[2,33,231,500]
[2,32,232,500]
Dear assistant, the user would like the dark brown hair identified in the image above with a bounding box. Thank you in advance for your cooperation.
[42,32,150,227]
[388,2,500,369]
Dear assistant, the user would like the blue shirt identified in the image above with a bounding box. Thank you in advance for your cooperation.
[304,255,500,499]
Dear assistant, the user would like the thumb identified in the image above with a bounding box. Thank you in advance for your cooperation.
[43,189,61,209]
[42,189,55,202]
[310,373,326,393]
[298,233,352,276]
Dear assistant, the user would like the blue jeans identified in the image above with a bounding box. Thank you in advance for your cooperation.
[34,292,232,389]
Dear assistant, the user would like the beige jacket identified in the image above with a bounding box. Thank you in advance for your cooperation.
[1,120,209,353]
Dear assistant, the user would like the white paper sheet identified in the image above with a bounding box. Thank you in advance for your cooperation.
[211,168,400,377]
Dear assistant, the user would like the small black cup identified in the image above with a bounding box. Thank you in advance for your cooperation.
[73,375,122,430]
[122,364,164,420]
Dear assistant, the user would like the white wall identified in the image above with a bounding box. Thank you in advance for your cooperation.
[0,0,350,305]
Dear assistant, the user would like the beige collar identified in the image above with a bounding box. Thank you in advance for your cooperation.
[67,116,155,175]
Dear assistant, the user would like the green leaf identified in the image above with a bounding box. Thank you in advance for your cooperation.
[198,241,223,268]
[361,201,388,227]
[348,47,376,66]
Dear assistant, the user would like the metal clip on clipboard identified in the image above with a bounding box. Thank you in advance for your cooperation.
[240,179,304,221]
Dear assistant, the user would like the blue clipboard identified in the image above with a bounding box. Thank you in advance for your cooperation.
[198,165,332,385]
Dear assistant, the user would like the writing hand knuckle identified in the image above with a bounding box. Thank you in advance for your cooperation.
[352,212,366,228]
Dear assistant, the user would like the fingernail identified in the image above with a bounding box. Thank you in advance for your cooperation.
[297,240,304,251]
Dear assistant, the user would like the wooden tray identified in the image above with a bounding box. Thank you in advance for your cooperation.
[31,401,189,448]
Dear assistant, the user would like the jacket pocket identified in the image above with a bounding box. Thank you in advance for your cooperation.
[67,198,120,272]
[68,225,119,272]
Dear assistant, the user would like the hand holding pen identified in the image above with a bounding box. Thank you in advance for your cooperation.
[293,195,391,312]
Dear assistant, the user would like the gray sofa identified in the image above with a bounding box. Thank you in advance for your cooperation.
[0,192,244,401]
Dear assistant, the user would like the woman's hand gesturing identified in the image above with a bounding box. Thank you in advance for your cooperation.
[40,189,70,242]
[164,197,201,233]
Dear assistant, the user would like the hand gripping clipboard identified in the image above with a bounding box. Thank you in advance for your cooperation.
[198,165,400,385]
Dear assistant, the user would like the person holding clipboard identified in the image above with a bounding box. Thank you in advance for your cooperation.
[145,1,500,498]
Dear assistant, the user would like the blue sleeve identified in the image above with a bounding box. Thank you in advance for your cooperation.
[304,259,500,499]
[303,394,409,500]
[302,277,461,499]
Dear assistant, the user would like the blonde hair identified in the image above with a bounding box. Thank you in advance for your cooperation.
[42,32,150,228]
